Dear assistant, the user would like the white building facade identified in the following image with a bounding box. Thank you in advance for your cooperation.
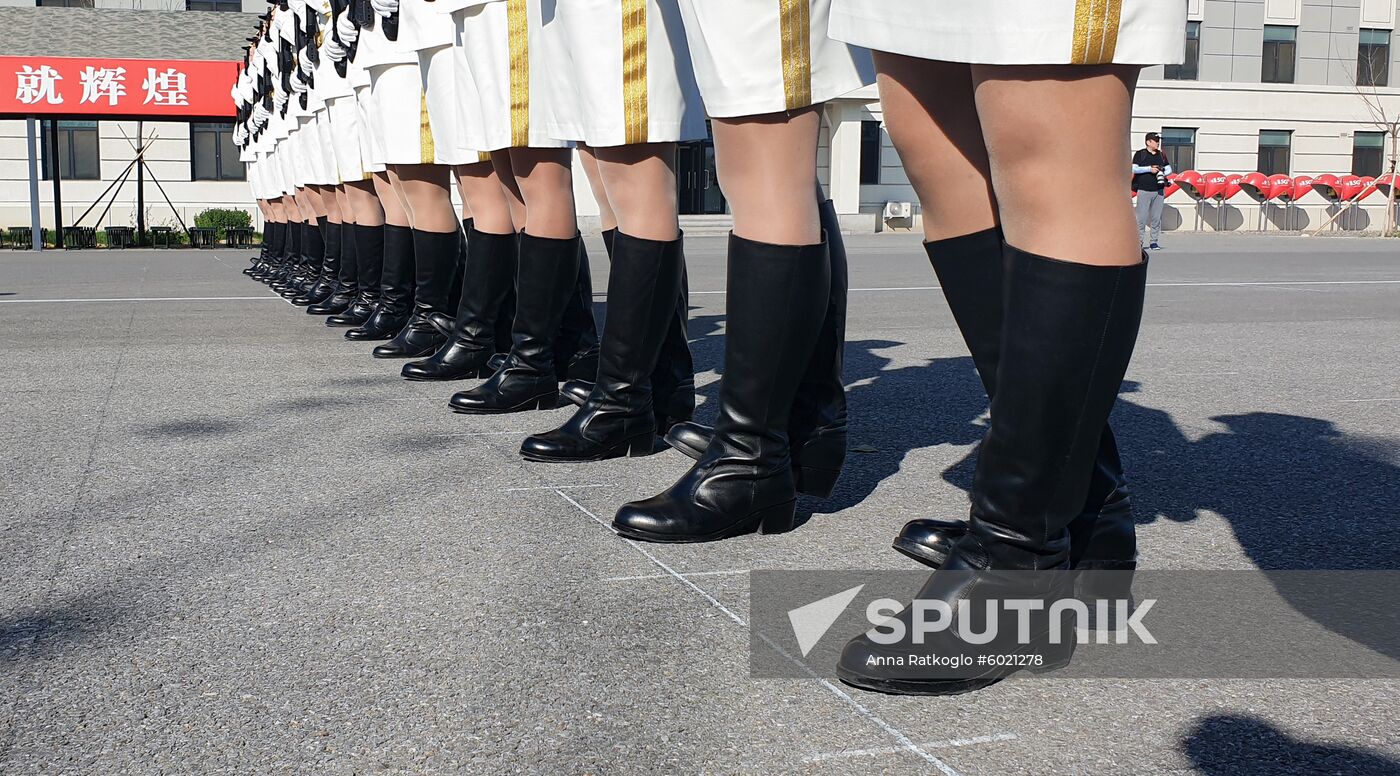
[2,0,1399,235]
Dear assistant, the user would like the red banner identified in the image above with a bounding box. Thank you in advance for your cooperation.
[0,56,238,118]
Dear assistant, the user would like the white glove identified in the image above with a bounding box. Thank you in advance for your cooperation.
[290,71,309,94]
[371,0,398,18]
[273,89,289,109]
[336,10,359,44]
[253,103,270,126]
[299,51,315,77]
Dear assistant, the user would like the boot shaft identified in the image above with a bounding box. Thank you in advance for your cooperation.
[592,233,686,409]
[353,223,385,301]
[509,232,582,375]
[970,247,1147,569]
[711,234,831,461]
[454,228,518,346]
[337,222,359,287]
[410,228,463,316]
[378,224,416,314]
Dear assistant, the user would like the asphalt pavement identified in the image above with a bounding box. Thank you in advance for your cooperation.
[1,232,1397,774]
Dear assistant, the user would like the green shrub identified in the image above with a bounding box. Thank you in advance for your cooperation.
[193,208,252,240]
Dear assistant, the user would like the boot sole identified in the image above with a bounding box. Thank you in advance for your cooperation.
[450,392,559,415]
[612,499,796,543]
[401,366,493,382]
[891,537,950,570]
[520,432,655,463]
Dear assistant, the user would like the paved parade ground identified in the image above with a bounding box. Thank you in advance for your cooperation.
[2,233,1398,774]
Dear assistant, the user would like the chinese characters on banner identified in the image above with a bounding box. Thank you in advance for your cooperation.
[0,56,236,117]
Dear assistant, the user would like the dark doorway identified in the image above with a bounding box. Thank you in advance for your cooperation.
[676,125,725,215]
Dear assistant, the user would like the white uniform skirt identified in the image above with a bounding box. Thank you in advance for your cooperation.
[420,44,486,165]
[539,0,706,147]
[367,62,438,166]
[353,84,388,175]
[327,94,369,181]
[828,0,1187,65]
[452,0,570,151]
[290,123,314,189]
[674,0,874,117]
[278,139,299,195]
[313,109,342,185]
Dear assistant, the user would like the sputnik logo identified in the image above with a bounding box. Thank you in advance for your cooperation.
[787,585,864,657]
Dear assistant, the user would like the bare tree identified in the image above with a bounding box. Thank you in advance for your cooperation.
[1320,28,1400,236]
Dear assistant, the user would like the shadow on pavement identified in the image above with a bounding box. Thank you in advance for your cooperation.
[1183,714,1400,775]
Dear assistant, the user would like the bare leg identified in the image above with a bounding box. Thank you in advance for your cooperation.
[577,145,618,233]
[489,150,528,231]
[392,163,459,233]
[875,54,996,240]
[322,184,343,225]
[972,64,1141,266]
[457,160,516,234]
[335,185,354,225]
[506,147,577,238]
[372,170,410,228]
[345,179,384,226]
[594,143,679,241]
[711,108,820,245]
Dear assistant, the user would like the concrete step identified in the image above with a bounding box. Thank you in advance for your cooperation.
[679,215,734,237]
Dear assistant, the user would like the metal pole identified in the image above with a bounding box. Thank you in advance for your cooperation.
[136,121,146,245]
[26,118,41,251]
[46,119,64,248]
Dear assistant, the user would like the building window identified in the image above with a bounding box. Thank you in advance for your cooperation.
[1160,127,1197,172]
[41,120,100,180]
[186,0,242,10]
[1352,131,1386,177]
[1262,25,1297,84]
[35,0,95,6]
[1164,21,1201,81]
[1358,29,1391,87]
[1257,130,1292,176]
[191,123,246,181]
[859,120,881,185]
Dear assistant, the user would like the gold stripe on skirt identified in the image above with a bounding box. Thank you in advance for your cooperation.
[1071,0,1124,65]
[420,92,436,164]
[508,0,531,148]
[621,0,649,145]
[778,0,812,111]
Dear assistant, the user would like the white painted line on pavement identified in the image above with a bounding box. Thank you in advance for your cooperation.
[1338,398,1400,403]
[602,569,750,583]
[0,295,283,304]
[506,483,614,492]
[805,733,1019,764]
[554,489,962,776]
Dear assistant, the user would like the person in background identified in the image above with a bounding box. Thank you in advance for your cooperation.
[1133,131,1172,250]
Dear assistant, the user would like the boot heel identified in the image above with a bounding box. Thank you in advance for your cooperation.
[528,392,560,410]
[795,466,840,498]
[623,432,655,457]
[795,434,846,497]
[754,500,797,535]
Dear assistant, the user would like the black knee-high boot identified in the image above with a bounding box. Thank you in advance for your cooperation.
[520,232,686,462]
[612,234,830,542]
[662,200,847,497]
[891,229,1137,574]
[347,224,413,340]
[250,222,281,278]
[837,247,1147,696]
[295,217,339,306]
[448,233,580,413]
[372,228,459,358]
[269,220,301,287]
[309,222,358,315]
[559,228,696,431]
[554,241,600,380]
[329,224,383,326]
[402,226,517,381]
